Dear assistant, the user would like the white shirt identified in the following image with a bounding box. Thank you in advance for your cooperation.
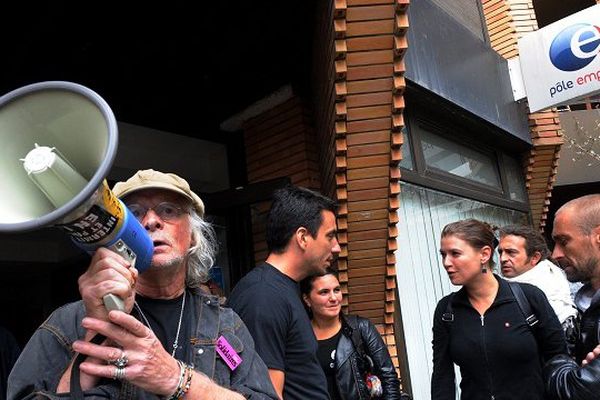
[505,259,578,323]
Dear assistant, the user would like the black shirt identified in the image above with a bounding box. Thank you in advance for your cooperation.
[135,290,191,361]
[431,276,567,400]
[317,329,342,400]
[228,262,330,400]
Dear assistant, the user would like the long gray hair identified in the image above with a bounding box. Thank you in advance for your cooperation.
[186,208,218,287]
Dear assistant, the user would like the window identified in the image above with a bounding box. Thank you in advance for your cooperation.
[420,128,501,187]
[400,110,529,213]
[399,126,414,170]
[503,154,528,202]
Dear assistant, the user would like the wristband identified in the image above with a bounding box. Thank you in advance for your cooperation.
[164,361,193,400]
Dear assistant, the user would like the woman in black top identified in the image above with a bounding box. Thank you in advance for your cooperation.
[431,219,567,400]
[301,268,407,400]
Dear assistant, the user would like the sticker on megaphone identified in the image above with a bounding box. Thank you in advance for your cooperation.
[21,144,153,311]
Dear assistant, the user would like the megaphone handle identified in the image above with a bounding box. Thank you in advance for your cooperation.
[103,240,138,312]
[103,294,125,312]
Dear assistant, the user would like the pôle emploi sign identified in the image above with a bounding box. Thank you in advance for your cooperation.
[518,4,600,112]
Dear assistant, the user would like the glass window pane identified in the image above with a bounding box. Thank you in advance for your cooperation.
[420,128,501,187]
[504,155,528,202]
[399,126,414,170]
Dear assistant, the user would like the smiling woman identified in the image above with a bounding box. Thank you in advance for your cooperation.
[300,269,410,400]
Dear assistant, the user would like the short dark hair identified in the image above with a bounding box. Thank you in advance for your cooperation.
[498,225,550,261]
[266,185,337,254]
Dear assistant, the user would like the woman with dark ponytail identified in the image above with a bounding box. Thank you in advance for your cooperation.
[431,219,566,400]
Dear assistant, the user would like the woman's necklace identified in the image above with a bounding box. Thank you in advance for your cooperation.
[133,289,187,357]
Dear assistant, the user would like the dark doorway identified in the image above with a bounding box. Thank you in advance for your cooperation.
[532,0,595,28]
[0,1,316,347]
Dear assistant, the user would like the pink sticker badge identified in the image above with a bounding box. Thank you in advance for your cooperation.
[216,335,243,371]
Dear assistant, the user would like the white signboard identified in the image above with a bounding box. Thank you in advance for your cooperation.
[518,4,600,112]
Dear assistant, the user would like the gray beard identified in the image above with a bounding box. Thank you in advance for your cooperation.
[151,255,185,271]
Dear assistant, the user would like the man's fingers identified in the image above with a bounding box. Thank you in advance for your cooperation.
[72,341,124,364]
[108,311,150,338]
[93,247,131,267]
[79,361,128,381]
[80,267,135,300]
[81,314,150,345]
[582,347,600,367]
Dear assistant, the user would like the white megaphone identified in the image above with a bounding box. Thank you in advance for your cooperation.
[0,81,153,311]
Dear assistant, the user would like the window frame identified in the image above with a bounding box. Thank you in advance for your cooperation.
[400,109,530,213]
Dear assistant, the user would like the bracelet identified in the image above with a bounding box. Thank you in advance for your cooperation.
[164,361,194,400]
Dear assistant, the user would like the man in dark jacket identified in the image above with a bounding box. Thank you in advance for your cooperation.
[545,344,600,400]
[544,194,600,399]
[551,194,600,363]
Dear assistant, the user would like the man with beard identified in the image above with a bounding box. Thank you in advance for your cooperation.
[544,194,600,400]
[551,194,600,363]
[8,169,277,400]
[229,185,341,400]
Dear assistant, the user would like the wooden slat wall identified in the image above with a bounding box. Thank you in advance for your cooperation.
[330,0,409,374]
[481,0,564,230]
[242,97,322,263]
[313,0,341,201]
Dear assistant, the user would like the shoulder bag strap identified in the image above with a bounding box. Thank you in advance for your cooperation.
[508,281,539,328]
[442,293,455,323]
[70,333,107,400]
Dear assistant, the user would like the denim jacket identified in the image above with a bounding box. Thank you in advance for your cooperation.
[8,288,277,400]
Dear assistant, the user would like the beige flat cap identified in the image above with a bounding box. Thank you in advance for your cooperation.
[112,169,205,216]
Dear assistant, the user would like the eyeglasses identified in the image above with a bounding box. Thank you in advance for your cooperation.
[127,202,188,222]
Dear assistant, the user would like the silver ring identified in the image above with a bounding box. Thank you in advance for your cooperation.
[111,351,128,368]
[114,366,126,380]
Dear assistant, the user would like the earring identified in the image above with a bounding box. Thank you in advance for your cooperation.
[481,260,487,273]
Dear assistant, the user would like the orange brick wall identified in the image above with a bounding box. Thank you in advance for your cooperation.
[329,0,409,374]
[242,97,322,263]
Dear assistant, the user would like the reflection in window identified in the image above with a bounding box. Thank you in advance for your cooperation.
[420,128,501,187]
[399,126,414,170]
[504,156,528,202]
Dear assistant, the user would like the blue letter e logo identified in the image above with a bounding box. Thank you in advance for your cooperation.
[549,23,600,72]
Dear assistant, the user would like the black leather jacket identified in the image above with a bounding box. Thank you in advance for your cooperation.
[573,285,600,363]
[335,314,407,400]
[544,354,600,400]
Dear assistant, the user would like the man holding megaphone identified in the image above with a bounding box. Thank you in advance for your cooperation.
[8,169,277,400]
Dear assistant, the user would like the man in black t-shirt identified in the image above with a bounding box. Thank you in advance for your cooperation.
[229,185,341,400]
